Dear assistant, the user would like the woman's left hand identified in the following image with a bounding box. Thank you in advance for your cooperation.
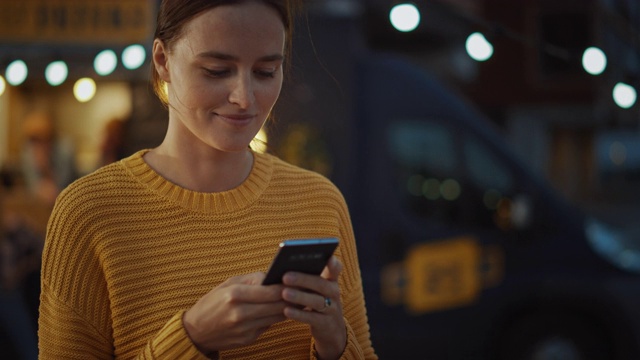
[281,256,346,360]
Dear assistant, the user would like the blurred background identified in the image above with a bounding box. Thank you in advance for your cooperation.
[1,0,639,359]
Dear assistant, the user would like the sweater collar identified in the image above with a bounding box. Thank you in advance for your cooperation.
[122,149,273,214]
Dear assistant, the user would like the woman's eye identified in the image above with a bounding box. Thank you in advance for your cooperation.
[255,69,276,78]
[204,68,230,77]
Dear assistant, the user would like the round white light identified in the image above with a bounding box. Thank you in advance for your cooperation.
[45,61,69,86]
[6,60,28,86]
[389,3,421,32]
[466,32,494,62]
[122,44,147,70]
[0,76,6,96]
[74,78,97,102]
[582,47,607,75]
[612,82,637,109]
[94,49,117,76]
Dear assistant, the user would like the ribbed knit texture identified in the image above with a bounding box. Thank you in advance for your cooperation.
[38,150,377,359]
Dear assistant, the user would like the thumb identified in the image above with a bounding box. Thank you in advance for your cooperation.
[321,256,342,281]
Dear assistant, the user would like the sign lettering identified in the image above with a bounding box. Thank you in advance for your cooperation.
[0,0,155,45]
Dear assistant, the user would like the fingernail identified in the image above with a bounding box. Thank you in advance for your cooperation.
[283,288,295,300]
[283,272,296,283]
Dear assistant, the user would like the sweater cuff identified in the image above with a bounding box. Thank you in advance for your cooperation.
[149,310,211,359]
[310,321,364,360]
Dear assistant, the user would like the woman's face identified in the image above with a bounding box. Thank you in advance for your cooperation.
[155,1,285,153]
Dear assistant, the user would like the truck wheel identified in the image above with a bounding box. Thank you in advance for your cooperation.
[498,312,612,360]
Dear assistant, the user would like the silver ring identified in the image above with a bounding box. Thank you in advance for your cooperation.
[318,297,332,312]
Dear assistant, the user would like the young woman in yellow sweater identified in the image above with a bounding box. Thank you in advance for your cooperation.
[38,0,377,359]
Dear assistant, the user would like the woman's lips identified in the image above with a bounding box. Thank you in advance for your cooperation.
[216,113,256,126]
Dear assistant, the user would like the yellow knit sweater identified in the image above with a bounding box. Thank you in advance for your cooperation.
[39,150,376,359]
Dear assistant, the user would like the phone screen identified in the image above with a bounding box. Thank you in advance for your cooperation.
[262,238,339,285]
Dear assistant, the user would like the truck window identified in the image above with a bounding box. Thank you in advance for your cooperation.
[389,120,455,173]
[388,119,461,225]
[388,119,519,231]
[464,136,513,194]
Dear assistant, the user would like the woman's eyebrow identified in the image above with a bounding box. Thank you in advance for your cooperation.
[196,51,284,62]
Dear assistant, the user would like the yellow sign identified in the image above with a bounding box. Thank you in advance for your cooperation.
[405,237,481,314]
[0,0,155,45]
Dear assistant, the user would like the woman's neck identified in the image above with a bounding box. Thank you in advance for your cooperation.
[144,141,254,193]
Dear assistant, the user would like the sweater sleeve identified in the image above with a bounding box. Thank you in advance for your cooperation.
[38,184,115,359]
[40,284,207,360]
[38,180,210,360]
[135,311,210,360]
[39,281,114,359]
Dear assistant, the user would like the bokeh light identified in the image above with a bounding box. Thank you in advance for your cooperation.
[122,44,146,70]
[0,75,6,96]
[609,141,627,166]
[6,60,28,86]
[612,82,637,109]
[466,32,494,62]
[389,3,421,32]
[582,47,607,75]
[441,179,461,201]
[45,61,69,86]
[73,78,97,102]
[94,49,117,76]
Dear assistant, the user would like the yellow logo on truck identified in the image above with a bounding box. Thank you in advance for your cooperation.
[405,237,481,314]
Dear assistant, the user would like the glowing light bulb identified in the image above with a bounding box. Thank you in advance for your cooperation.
[613,82,637,109]
[6,60,28,86]
[94,50,117,76]
[122,44,146,70]
[389,3,421,32]
[466,32,493,62]
[45,61,68,86]
[582,47,607,75]
[74,78,97,102]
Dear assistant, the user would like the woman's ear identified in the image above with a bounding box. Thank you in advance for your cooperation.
[152,39,171,82]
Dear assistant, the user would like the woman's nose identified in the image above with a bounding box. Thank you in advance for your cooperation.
[228,74,254,109]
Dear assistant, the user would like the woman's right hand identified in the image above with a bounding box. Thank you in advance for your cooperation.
[182,272,287,354]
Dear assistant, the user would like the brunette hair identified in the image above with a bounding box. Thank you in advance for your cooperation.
[151,0,300,107]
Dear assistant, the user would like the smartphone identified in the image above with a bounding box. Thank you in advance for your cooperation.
[262,238,339,285]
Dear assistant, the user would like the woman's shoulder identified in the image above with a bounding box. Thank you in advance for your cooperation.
[265,152,336,186]
[54,155,141,212]
[260,152,346,202]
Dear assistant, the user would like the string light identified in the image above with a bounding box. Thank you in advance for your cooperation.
[389,3,421,32]
[582,47,607,75]
[465,32,494,61]
[122,44,146,70]
[386,1,637,109]
[73,77,96,103]
[6,60,28,86]
[613,82,637,109]
[45,61,69,86]
[94,49,118,76]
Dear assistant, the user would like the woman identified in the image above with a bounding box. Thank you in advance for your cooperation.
[38,0,377,359]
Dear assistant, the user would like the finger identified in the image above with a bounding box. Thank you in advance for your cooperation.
[281,287,326,311]
[282,271,341,300]
[283,304,328,323]
[224,283,285,304]
[227,271,267,286]
[320,256,342,281]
